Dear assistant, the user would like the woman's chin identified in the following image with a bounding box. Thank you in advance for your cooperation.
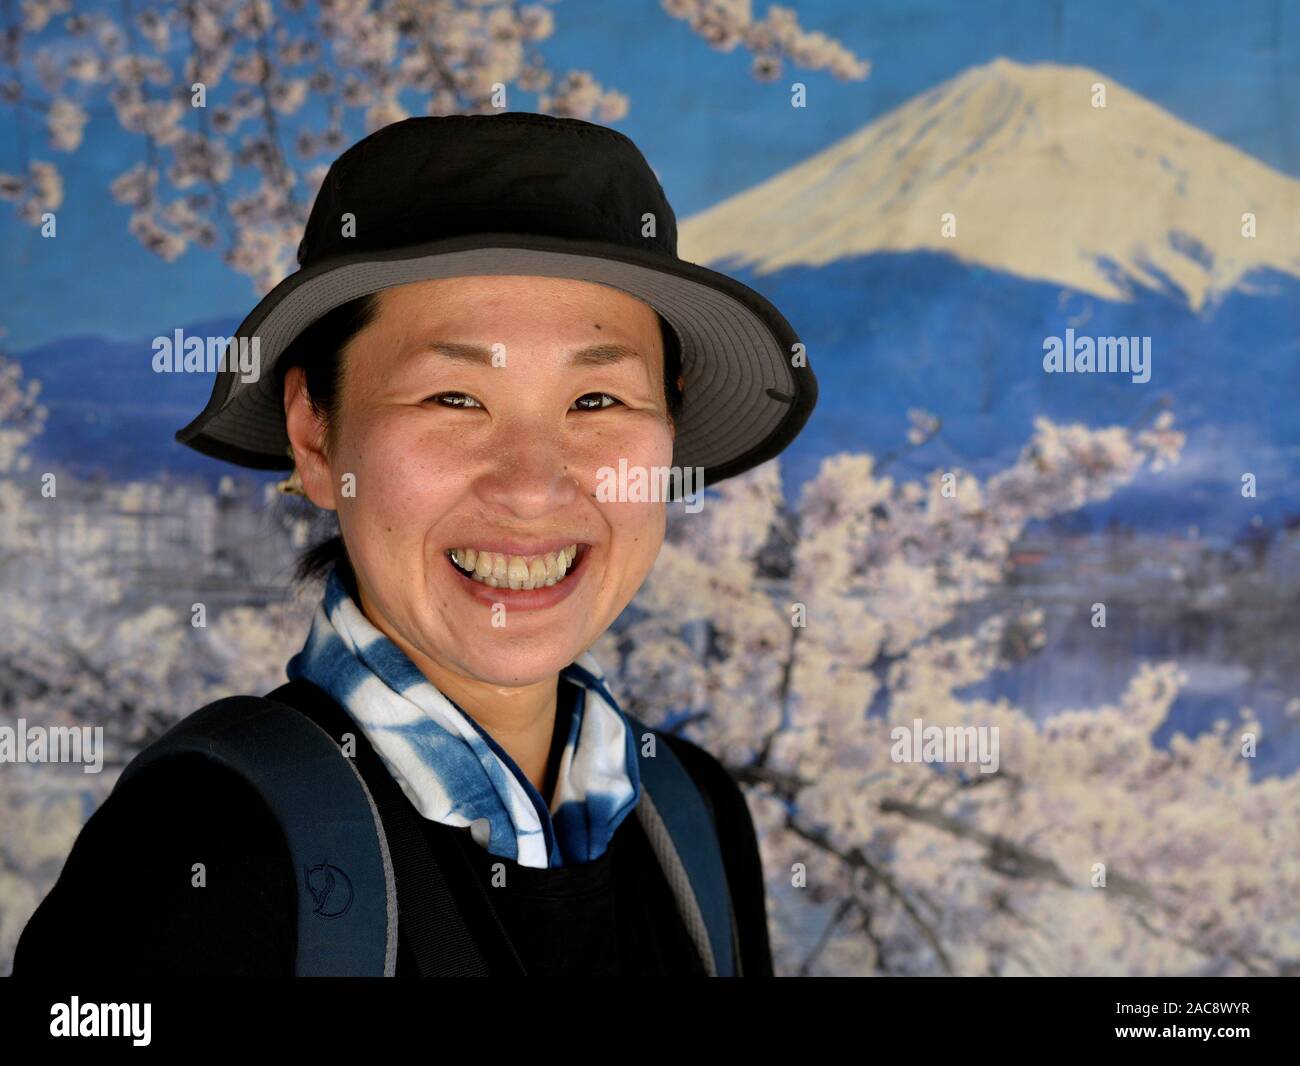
[422,560,600,680]
[449,647,589,689]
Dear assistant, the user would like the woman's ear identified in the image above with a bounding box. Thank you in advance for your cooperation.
[283,365,338,511]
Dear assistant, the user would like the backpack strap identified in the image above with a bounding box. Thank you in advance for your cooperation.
[114,695,397,976]
[266,680,503,977]
[627,716,737,977]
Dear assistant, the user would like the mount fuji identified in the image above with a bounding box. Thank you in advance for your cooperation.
[679,57,1300,311]
[676,58,1300,537]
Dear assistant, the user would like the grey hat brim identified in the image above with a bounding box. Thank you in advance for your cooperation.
[176,232,817,494]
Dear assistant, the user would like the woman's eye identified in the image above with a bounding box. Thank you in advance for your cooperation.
[426,392,482,409]
[424,392,621,410]
[573,392,622,410]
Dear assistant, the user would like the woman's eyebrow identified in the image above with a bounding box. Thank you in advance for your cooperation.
[421,340,644,367]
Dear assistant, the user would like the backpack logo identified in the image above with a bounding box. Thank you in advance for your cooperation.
[305,861,354,919]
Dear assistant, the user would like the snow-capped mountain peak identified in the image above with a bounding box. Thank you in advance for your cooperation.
[678,58,1300,310]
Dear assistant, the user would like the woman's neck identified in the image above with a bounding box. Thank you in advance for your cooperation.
[421,660,561,801]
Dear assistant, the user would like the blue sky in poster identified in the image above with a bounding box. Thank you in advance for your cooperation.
[1,0,1297,350]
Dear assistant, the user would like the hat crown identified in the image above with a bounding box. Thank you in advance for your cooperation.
[297,112,679,268]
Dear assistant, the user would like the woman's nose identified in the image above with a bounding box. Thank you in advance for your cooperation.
[472,430,580,518]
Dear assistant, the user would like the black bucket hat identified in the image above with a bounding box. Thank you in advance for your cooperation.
[176,111,817,494]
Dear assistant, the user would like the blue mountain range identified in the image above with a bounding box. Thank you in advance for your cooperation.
[14,252,1298,543]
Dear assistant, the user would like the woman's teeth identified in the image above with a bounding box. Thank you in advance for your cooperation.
[448,545,580,590]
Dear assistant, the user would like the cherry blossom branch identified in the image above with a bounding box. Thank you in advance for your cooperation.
[774,809,956,974]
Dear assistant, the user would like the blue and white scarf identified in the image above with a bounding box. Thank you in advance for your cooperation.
[285,566,641,869]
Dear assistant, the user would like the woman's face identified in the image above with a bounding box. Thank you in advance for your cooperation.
[286,274,675,688]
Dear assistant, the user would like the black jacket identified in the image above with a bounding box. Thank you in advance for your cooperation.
[14,683,774,977]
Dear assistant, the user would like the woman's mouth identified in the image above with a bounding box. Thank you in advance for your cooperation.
[445,544,589,591]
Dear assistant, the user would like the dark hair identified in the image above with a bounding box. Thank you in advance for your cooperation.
[279,291,685,583]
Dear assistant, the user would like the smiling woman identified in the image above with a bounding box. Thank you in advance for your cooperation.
[279,286,685,588]
[14,111,817,978]
[281,274,680,715]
